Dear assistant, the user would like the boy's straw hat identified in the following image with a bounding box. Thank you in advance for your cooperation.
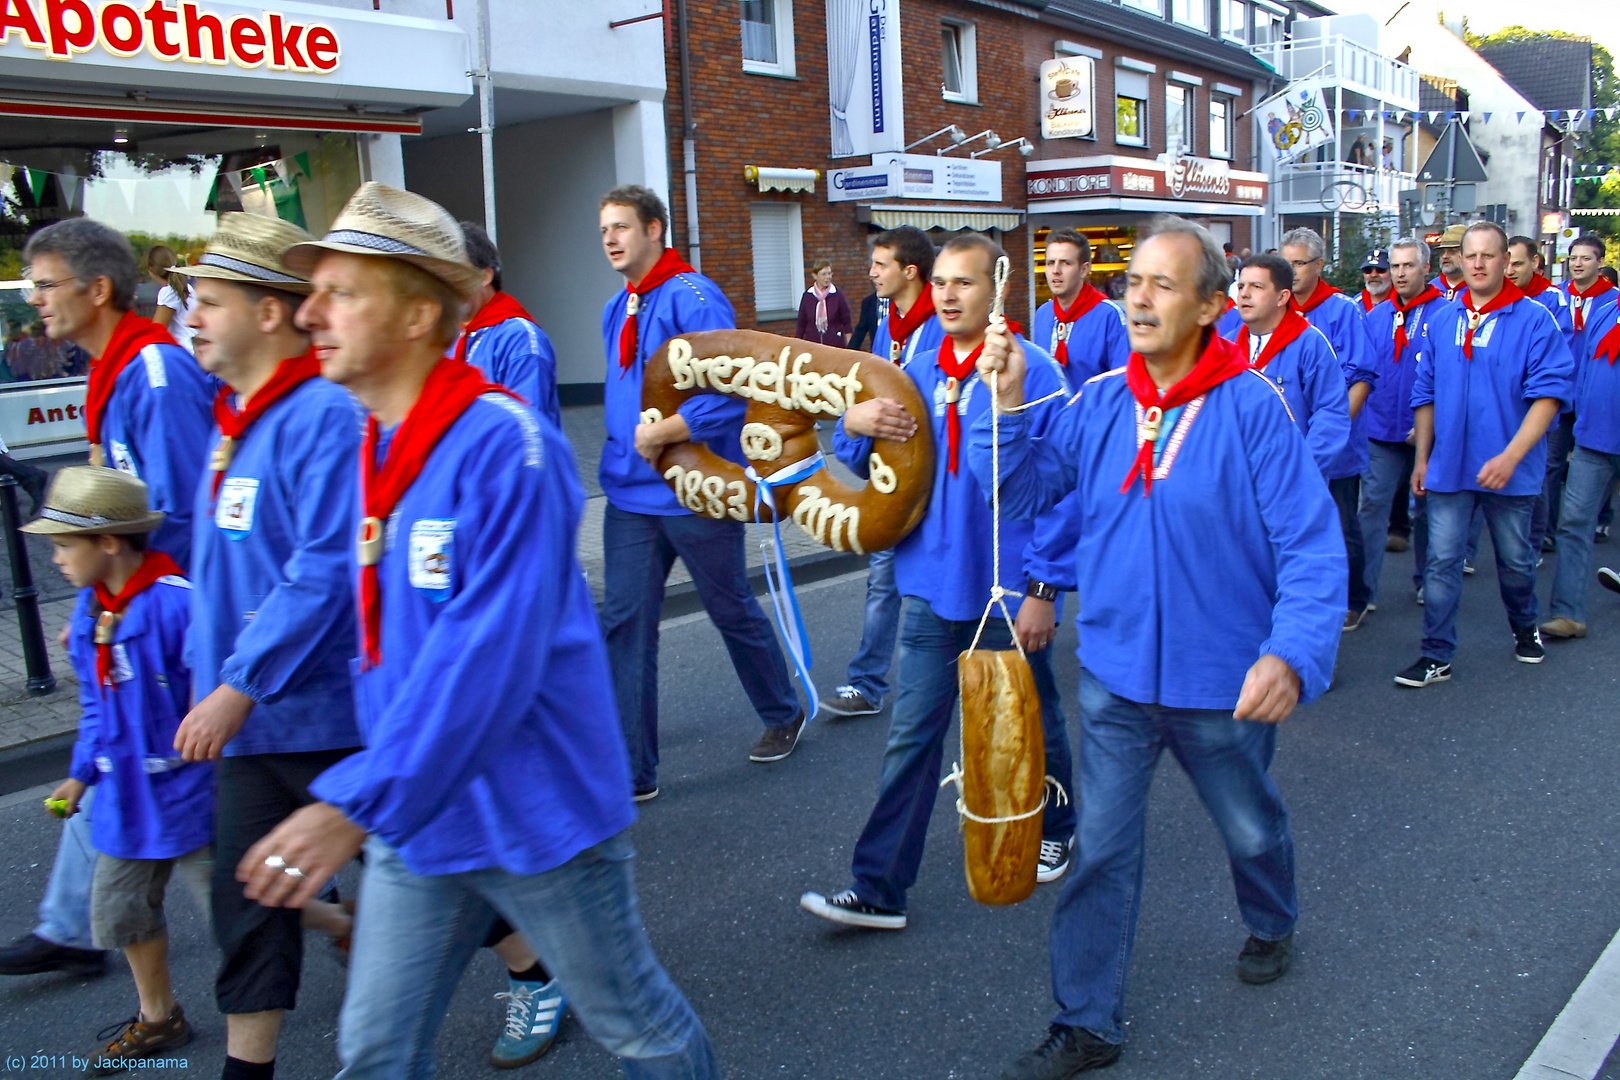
[170,212,314,294]
[283,182,481,300]
[20,466,164,536]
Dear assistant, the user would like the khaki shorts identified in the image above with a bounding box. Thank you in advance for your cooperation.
[90,846,213,950]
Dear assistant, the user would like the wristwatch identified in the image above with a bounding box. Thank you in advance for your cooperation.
[1026,578,1060,602]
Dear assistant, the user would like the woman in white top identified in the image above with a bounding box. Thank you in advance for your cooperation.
[145,245,197,353]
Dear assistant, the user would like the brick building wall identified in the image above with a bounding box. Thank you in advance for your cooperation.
[665,1,1041,334]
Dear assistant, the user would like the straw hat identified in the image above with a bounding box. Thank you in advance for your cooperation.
[1435,224,1466,250]
[171,212,314,294]
[20,467,164,536]
[283,182,481,300]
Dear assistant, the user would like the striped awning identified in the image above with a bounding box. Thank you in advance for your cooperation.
[869,204,1023,231]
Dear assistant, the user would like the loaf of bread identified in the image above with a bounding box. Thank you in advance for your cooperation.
[957,649,1046,906]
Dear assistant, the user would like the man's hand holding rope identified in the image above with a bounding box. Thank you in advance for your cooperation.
[977,321,1027,410]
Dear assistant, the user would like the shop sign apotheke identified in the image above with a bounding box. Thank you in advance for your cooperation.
[1039,57,1094,140]
[0,0,339,72]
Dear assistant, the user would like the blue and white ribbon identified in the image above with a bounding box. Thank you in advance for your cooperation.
[745,452,825,720]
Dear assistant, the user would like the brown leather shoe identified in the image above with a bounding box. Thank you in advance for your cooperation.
[1539,617,1587,639]
[748,711,806,762]
[85,1004,193,1076]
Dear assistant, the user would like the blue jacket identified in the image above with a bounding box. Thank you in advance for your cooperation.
[599,268,744,516]
[1567,285,1620,364]
[1298,290,1377,480]
[1241,321,1351,477]
[1361,294,1448,444]
[309,395,635,877]
[871,297,945,366]
[1031,297,1130,387]
[189,377,363,757]
[101,341,214,572]
[1429,275,1464,302]
[834,335,1067,623]
[1412,295,1576,496]
[1574,299,1620,455]
[1215,302,1245,341]
[459,316,560,428]
[1525,284,1576,348]
[68,577,213,861]
[968,365,1345,710]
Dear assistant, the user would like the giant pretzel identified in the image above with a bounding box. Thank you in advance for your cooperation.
[640,330,934,553]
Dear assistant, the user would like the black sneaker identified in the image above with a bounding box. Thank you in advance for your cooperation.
[1598,525,1611,544]
[633,786,659,803]
[1541,535,1557,553]
[1513,625,1545,664]
[1037,837,1074,883]
[1237,933,1295,985]
[1000,1024,1122,1079]
[799,889,906,930]
[748,711,805,762]
[1415,586,1424,606]
[822,685,881,717]
[1463,561,1476,576]
[1599,567,1620,595]
[0,933,106,978]
[1394,657,1451,688]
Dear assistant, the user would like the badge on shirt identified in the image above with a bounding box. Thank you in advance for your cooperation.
[215,477,259,538]
[109,439,137,477]
[408,519,455,599]
[1456,316,1500,350]
[109,643,133,684]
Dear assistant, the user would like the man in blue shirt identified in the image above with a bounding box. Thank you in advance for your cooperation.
[244,182,718,1078]
[1510,235,1579,557]
[164,213,361,1080]
[454,222,560,426]
[971,217,1344,1076]
[1400,222,1576,685]
[598,187,803,798]
[1031,228,1129,388]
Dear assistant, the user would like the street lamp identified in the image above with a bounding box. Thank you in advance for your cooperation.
[904,125,968,152]
[944,129,1001,155]
[972,136,1035,159]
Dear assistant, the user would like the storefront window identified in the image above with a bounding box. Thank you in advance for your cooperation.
[1033,225,1137,306]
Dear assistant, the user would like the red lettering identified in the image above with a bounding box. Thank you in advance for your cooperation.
[304,23,336,70]
[99,2,142,54]
[181,2,221,62]
[227,13,262,66]
[142,0,178,58]
[0,0,47,47]
[45,407,64,423]
[266,12,304,70]
[43,0,93,59]
[25,408,44,425]
[66,403,79,419]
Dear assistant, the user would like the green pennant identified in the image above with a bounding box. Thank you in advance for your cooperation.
[249,165,269,194]
[294,151,311,179]
[25,167,48,204]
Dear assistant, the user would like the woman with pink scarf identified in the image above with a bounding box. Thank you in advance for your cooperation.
[795,259,852,347]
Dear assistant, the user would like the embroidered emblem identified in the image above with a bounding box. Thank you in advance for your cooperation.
[1132,396,1206,481]
[109,643,133,684]
[215,477,259,536]
[408,518,455,597]
[109,440,137,477]
[140,344,168,388]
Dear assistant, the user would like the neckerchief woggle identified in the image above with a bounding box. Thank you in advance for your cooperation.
[744,452,824,719]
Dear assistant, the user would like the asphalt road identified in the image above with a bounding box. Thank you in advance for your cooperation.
[0,542,1618,1080]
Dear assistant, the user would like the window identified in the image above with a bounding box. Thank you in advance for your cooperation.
[1254,9,1281,45]
[1166,84,1195,153]
[1122,0,1163,13]
[1171,0,1208,30]
[1223,0,1247,42]
[740,0,795,77]
[1115,69,1150,148]
[941,21,977,103]
[1209,97,1233,159]
[749,202,804,319]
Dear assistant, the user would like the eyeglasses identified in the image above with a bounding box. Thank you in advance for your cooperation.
[19,277,79,304]
[1287,258,1322,270]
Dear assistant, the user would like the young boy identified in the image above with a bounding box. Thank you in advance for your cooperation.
[26,467,213,1073]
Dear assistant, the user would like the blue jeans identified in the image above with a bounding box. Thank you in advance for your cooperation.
[1421,490,1538,662]
[601,503,798,791]
[845,549,901,705]
[1048,670,1296,1043]
[1531,415,1577,553]
[1328,475,1370,611]
[850,599,1074,912]
[1359,440,1421,604]
[1549,446,1620,624]
[35,787,96,950]
[337,833,718,1080]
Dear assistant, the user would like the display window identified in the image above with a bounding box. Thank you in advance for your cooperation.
[1033,224,1138,306]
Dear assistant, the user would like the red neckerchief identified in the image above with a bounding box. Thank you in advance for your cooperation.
[211,351,322,498]
[1568,277,1615,331]
[1522,274,1554,298]
[92,552,184,690]
[1236,309,1310,372]
[1049,284,1106,367]
[618,249,696,371]
[1292,279,1341,315]
[1592,315,1620,364]
[1223,296,1237,314]
[85,311,174,451]
[1120,333,1250,496]
[935,335,984,475]
[1359,289,1377,312]
[454,292,536,365]
[1390,286,1443,362]
[1441,276,1464,301]
[886,283,936,363]
[1460,281,1526,359]
[357,360,515,669]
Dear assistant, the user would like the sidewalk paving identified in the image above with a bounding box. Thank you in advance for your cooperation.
[0,405,870,753]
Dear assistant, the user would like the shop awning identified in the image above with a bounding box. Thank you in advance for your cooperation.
[0,93,423,136]
[869,204,1024,231]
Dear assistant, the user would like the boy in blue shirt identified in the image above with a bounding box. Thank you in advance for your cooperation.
[26,467,212,1073]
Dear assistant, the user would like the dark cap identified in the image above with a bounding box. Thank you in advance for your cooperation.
[1361,248,1390,271]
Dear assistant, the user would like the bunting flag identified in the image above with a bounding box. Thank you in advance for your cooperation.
[1608,109,1618,121]
[1517,112,1527,123]
[1429,111,1441,123]
[1458,112,1470,123]
[293,151,312,179]
[24,167,47,204]
[248,165,270,194]
[1482,112,1492,123]
[1348,109,1359,121]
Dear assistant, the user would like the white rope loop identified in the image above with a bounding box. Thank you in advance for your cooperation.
[968,255,1023,657]
[939,766,1070,826]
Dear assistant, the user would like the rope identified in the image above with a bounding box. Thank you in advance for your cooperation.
[939,767,1069,825]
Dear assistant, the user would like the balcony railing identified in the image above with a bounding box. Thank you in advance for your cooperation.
[1251,35,1421,111]
[1272,160,1415,214]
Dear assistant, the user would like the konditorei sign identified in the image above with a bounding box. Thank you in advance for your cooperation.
[829,152,1002,204]
[1027,154,1267,209]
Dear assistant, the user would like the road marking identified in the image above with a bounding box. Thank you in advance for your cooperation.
[1515,926,1620,1080]
[659,568,869,630]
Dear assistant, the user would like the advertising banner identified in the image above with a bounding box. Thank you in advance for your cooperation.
[1255,82,1338,165]
[826,0,905,158]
